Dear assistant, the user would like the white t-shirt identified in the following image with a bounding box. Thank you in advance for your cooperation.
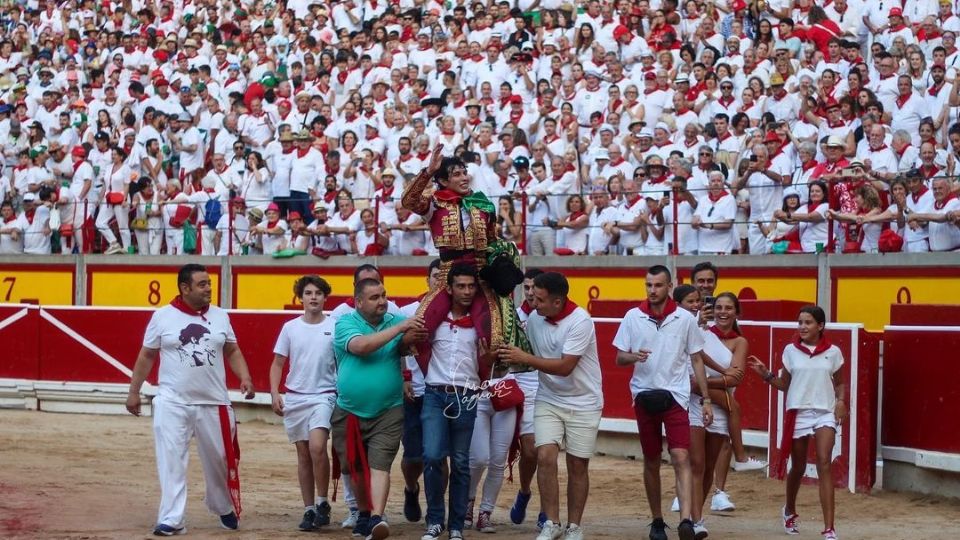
[526,305,603,410]
[929,198,960,251]
[782,341,844,411]
[612,303,705,408]
[426,313,480,388]
[143,304,236,405]
[272,315,337,394]
[401,300,426,397]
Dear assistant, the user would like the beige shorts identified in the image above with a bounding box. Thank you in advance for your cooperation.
[533,400,602,459]
[331,405,404,472]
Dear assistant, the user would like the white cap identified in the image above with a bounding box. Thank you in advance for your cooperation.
[654,122,671,132]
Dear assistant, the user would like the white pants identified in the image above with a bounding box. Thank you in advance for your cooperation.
[747,222,769,255]
[135,226,164,255]
[165,227,184,255]
[526,228,556,256]
[59,195,91,253]
[95,202,131,248]
[152,396,235,528]
[468,398,517,513]
[200,227,217,255]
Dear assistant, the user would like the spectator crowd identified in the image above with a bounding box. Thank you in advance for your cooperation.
[1,0,960,257]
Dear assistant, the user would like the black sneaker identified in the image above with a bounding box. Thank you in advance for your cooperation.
[649,517,668,540]
[367,515,390,540]
[678,518,696,540]
[219,512,238,530]
[353,512,371,538]
[420,523,445,540]
[299,508,318,531]
[315,501,331,527]
[404,484,422,522]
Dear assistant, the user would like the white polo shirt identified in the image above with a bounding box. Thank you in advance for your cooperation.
[426,313,480,388]
[782,340,844,411]
[272,315,337,394]
[612,301,705,408]
[143,304,235,405]
[526,304,603,411]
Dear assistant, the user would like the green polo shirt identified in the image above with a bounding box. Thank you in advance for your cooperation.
[334,310,406,418]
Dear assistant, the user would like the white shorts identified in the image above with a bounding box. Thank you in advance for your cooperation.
[515,371,539,436]
[283,392,336,443]
[688,396,729,436]
[533,400,602,459]
[792,409,836,439]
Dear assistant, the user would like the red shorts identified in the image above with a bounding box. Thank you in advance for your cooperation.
[633,395,691,459]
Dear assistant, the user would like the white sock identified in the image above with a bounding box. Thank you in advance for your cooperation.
[316,496,328,506]
[305,505,313,512]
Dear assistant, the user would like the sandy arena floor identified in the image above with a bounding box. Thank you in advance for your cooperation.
[0,409,955,539]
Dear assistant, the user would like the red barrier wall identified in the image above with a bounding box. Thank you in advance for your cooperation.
[882,327,960,454]
[889,304,960,326]
[0,305,40,380]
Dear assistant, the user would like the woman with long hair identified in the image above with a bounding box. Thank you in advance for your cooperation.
[552,194,589,255]
[353,207,388,255]
[574,23,596,64]
[497,195,522,242]
[241,151,272,211]
[828,183,884,252]
[750,305,846,540]
[774,180,829,253]
[96,146,133,255]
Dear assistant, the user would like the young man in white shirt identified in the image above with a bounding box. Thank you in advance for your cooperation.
[499,272,603,540]
[269,275,338,532]
[125,264,255,536]
[612,265,712,540]
[419,264,496,540]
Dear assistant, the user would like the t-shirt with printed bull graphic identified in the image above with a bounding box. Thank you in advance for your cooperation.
[143,304,236,405]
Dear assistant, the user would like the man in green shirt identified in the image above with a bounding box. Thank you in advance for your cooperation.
[332,277,426,540]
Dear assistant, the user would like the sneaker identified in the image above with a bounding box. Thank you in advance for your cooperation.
[564,523,584,540]
[476,511,495,533]
[710,489,735,512]
[678,518,695,540]
[464,498,475,529]
[694,520,709,540]
[536,520,563,540]
[367,515,390,540]
[782,507,800,535]
[404,485,422,522]
[648,517,668,540]
[537,511,548,530]
[315,501,331,527]
[732,457,768,472]
[152,524,185,536]
[449,531,463,539]
[510,490,531,524]
[299,508,318,531]
[353,513,371,538]
[105,243,124,255]
[671,496,680,512]
[342,508,359,529]
[821,528,838,540]
[219,512,238,530]
[421,523,445,540]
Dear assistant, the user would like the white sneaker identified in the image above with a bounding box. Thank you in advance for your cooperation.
[821,527,838,540]
[710,490,735,512]
[105,243,124,255]
[342,508,359,529]
[693,520,709,539]
[563,523,583,540]
[732,457,767,472]
[536,520,563,540]
[671,496,680,512]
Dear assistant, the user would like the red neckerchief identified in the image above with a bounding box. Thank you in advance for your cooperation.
[266,218,280,229]
[929,83,945,97]
[467,117,482,126]
[443,313,473,328]
[398,153,413,162]
[416,151,431,161]
[870,143,888,153]
[609,157,626,166]
[568,210,586,222]
[2,214,15,224]
[500,95,513,107]
[544,299,578,325]
[171,295,210,321]
[23,209,35,225]
[889,23,907,32]
[283,146,295,155]
[718,95,735,107]
[497,173,509,187]
[894,144,910,158]
[440,128,456,136]
[934,192,958,210]
[647,174,668,184]
[709,324,741,340]
[792,335,833,357]
[802,160,819,172]
[708,190,729,203]
[920,164,940,178]
[637,298,678,324]
[773,88,788,100]
[911,185,929,204]
[807,200,824,213]
[380,185,395,198]
[895,93,911,108]
[296,147,311,158]
[683,138,698,148]
[72,159,86,173]
[434,188,466,205]
[520,300,533,315]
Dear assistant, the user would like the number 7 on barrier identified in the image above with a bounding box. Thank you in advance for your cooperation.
[3,277,14,302]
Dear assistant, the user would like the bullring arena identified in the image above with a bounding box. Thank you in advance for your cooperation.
[2,254,959,539]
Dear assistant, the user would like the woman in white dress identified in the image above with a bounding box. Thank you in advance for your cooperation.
[95,147,133,254]
[240,152,272,211]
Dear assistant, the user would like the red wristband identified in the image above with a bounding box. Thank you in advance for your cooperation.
[402,369,412,382]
